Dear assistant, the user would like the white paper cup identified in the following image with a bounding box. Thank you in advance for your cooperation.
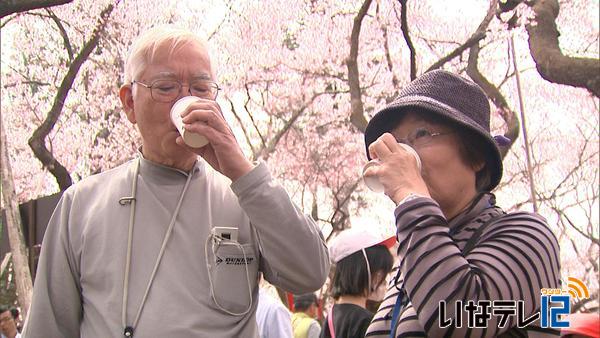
[362,143,422,193]
[170,96,209,148]
[363,160,385,193]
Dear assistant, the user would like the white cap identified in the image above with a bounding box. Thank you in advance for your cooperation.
[328,227,395,264]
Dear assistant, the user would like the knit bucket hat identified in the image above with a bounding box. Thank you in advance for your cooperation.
[364,70,504,191]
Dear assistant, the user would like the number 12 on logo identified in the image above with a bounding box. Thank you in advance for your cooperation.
[540,295,570,328]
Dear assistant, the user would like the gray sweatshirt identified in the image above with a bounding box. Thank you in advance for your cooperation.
[23,156,329,338]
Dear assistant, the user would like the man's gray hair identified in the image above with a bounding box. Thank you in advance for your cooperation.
[123,25,211,84]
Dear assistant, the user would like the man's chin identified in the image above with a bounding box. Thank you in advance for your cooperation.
[167,142,195,155]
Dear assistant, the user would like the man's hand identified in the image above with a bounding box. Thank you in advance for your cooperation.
[175,98,253,181]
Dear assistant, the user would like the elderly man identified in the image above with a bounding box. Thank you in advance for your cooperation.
[23,25,329,338]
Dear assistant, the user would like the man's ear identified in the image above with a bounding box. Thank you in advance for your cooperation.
[119,84,136,123]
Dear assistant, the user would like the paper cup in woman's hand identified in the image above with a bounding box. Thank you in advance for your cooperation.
[362,143,422,193]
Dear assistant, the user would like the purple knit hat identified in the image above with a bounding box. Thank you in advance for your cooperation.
[364,70,504,191]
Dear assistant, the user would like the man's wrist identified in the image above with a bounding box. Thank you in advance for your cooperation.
[225,156,256,182]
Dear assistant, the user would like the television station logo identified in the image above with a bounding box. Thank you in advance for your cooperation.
[438,276,591,329]
[540,277,590,328]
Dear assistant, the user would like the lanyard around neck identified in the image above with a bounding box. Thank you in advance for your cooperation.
[121,159,194,337]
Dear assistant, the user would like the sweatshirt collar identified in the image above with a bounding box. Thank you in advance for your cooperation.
[136,149,204,185]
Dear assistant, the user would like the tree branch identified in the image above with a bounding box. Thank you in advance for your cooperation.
[426,32,486,72]
[330,179,360,231]
[0,0,72,18]
[525,0,600,97]
[28,3,116,191]
[381,23,399,91]
[347,0,372,133]
[398,0,417,80]
[556,207,600,246]
[0,12,20,28]
[466,0,519,158]
[226,97,258,160]
[242,83,267,151]
[46,8,74,62]
[258,92,327,158]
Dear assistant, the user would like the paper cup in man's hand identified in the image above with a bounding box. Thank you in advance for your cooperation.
[170,96,209,148]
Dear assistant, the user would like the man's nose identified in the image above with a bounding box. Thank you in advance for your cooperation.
[177,84,193,100]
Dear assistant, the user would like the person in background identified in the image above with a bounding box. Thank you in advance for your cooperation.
[321,228,394,338]
[8,309,20,334]
[0,306,21,338]
[23,25,329,338]
[363,70,561,337]
[256,285,293,338]
[291,293,321,338]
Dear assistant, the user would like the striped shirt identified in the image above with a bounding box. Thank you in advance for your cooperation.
[366,193,561,338]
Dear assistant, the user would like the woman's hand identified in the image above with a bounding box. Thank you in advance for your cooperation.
[366,133,430,204]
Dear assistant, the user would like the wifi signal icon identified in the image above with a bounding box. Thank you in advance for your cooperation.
[566,277,590,299]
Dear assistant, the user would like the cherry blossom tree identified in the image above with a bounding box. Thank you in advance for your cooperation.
[0,0,77,317]
[1,0,597,311]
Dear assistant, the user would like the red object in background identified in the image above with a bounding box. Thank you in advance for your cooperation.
[561,313,600,338]
[287,291,325,321]
[380,236,396,249]
[317,297,323,321]
[287,292,295,312]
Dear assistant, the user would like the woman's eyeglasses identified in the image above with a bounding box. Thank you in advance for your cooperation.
[395,127,453,147]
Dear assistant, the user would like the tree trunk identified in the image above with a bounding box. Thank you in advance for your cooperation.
[28,2,116,191]
[347,0,372,133]
[0,120,33,318]
[526,0,600,97]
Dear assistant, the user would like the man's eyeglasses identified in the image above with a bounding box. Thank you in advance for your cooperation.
[132,79,220,102]
[394,127,453,148]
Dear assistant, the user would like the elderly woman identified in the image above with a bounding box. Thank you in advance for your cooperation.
[362,70,561,337]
